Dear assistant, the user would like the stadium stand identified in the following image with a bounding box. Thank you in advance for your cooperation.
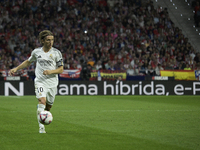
[0,0,200,79]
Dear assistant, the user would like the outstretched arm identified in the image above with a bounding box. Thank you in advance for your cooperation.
[43,66,64,75]
[9,60,31,76]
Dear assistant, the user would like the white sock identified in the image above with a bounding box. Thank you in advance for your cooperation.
[37,104,46,129]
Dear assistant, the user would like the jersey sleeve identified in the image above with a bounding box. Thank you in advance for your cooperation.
[28,50,36,62]
[56,50,63,67]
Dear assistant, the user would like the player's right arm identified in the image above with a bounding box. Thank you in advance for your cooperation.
[9,60,31,76]
[9,49,37,76]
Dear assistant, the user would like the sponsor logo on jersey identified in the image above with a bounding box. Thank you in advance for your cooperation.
[38,59,53,66]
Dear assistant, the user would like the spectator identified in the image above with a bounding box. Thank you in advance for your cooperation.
[155,64,164,76]
[108,62,115,71]
[165,62,174,70]
[95,60,102,70]
[114,59,122,70]
[87,57,95,67]
[105,60,112,70]
[184,63,191,70]
[174,63,182,70]
[145,65,156,76]
[80,63,91,81]
[141,59,149,70]
[126,65,139,76]
[120,63,126,71]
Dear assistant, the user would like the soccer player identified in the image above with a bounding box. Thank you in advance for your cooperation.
[9,30,64,133]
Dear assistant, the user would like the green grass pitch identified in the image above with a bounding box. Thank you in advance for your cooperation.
[0,96,199,150]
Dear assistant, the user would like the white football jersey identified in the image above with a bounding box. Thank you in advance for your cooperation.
[28,47,63,88]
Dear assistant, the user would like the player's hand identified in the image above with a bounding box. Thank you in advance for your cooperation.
[43,70,51,75]
[9,68,18,76]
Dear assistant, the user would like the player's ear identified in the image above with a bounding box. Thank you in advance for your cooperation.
[41,39,45,45]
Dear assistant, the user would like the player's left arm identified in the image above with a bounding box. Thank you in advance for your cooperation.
[43,66,63,75]
[43,50,64,75]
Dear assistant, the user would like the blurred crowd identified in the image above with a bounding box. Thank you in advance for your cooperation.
[0,0,200,77]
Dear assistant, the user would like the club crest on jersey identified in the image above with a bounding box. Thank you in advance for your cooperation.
[49,54,53,60]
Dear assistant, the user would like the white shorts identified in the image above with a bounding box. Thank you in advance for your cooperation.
[35,83,57,106]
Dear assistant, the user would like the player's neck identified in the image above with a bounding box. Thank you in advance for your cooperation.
[43,46,51,53]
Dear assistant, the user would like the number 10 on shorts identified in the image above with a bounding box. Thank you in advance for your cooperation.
[37,87,45,97]
[37,87,44,93]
